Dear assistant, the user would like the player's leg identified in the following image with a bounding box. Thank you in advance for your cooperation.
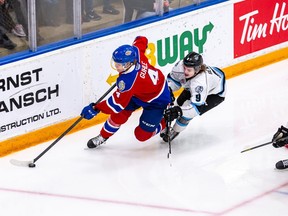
[171,94,224,141]
[87,110,134,148]
[134,108,166,142]
[87,100,139,148]
[197,94,225,115]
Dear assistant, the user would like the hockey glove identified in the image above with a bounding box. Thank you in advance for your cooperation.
[164,106,182,122]
[81,103,99,120]
[272,125,288,148]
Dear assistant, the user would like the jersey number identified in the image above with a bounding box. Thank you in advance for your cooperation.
[196,94,201,102]
[148,69,159,85]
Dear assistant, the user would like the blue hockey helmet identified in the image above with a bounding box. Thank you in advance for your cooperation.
[112,45,138,65]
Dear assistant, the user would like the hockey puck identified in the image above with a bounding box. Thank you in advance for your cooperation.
[28,163,36,168]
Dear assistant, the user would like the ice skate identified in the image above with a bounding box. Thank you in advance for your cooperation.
[87,135,107,148]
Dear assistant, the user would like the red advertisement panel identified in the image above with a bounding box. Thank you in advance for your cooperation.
[234,0,288,58]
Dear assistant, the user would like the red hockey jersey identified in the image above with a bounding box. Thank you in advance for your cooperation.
[95,36,171,114]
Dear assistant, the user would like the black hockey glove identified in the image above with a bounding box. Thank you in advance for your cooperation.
[164,106,183,122]
[272,125,288,148]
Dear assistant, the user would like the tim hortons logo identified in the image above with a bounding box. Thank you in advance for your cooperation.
[239,2,288,44]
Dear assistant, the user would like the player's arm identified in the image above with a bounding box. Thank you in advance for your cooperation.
[167,73,181,92]
[81,79,134,118]
[167,61,183,92]
[94,87,133,114]
[174,81,207,118]
[132,36,148,54]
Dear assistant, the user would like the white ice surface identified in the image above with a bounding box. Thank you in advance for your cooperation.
[1,59,288,216]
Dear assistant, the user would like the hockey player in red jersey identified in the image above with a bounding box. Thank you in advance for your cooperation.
[272,124,288,170]
[81,36,171,148]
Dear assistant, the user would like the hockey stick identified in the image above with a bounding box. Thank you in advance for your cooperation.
[166,116,172,158]
[240,141,272,153]
[10,83,116,168]
[10,116,83,168]
[241,136,288,153]
[165,103,173,159]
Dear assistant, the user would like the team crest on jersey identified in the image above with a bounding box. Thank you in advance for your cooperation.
[118,80,126,91]
[195,86,203,93]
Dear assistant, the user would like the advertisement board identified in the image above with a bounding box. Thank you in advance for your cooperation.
[0,51,83,142]
[0,0,287,153]
[234,0,288,58]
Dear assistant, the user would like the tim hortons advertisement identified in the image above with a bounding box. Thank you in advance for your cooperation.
[234,0,288,58]
[0,55,83,142]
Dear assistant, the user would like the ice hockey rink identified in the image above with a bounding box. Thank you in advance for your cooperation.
[0,59,288,216]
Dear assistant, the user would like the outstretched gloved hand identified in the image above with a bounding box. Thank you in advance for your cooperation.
[81,103,99,120]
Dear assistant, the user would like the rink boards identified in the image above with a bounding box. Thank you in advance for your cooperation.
[0,0,287,156]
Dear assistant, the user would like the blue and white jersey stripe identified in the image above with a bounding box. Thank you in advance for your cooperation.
[106,96,125,113]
